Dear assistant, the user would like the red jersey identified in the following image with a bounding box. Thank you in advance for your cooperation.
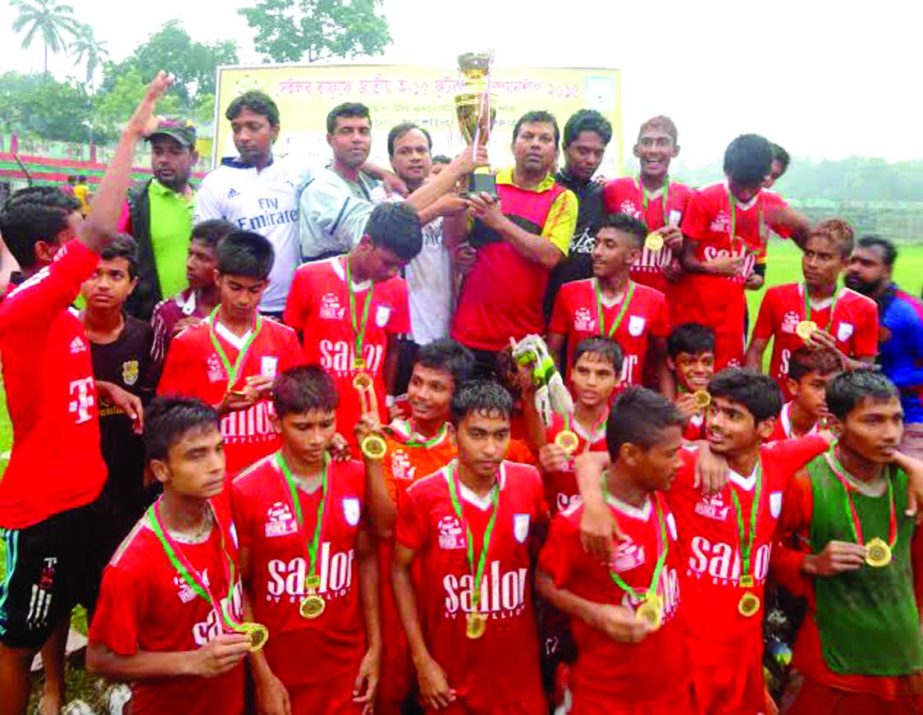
[0,240,107,528]
[549,278,669,387]
[150,287,209,369]
[231,455,367,687]
[752,282,879,395]
[539,493,694,710]
[284,257,410,447]
[396,461,548,712]
[157,315,302,476]
[682,410,707,443]
[601,176,694,295]
[768,402,820,442]
[544,411,608,515]
[88,496,245,715]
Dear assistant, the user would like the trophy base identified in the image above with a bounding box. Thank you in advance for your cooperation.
[467,171,497,198]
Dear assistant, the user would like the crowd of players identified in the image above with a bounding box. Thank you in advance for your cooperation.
[0,70,922,715]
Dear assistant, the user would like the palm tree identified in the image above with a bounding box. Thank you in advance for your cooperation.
[69,23,108,87]
[11,0,80,75]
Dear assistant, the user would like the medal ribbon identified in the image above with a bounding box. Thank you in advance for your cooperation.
[563,408,609,443]
[728,191,763,258]
[601,482,668,601]
[148,500,241,632]
[208,307,263,391]
[277,451,329,584]
[639,176,669,224]
[402,420,449,449]
[595,279,636,339]
[802,282,841,332]
[345,258,373,367]
[729,462,763,581]
[446,461,499,610]
[825,449,897,548]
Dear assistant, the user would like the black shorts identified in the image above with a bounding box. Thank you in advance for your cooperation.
[0,500,103,650]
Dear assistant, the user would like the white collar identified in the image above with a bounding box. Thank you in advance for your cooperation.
[179,289,198,316]
[570,411,607,444]
[727,461,759,492]
[801,284,834,310]
[210,317,253,351]
[443,460,506,511]
[331,256,372,293]
[596,278,631,309]
[780,402,818,439]
[605,492,653,521]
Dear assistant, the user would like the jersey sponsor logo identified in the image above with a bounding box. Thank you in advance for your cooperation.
[121,359,139,386]
[620,354,639,384]
[633,245,673,271]
[319,340,384,374]
[628,315,646,337]
[208,354,225,382]
[265,501,298,538]
[390,450,416,482]
[193,583,243,646]
[68,377,96,424]
[836,322,854,342]
[709,211,731,234]
[220,400,276,440]
[266,546,356,601]
[320,292,346,320]
[666,512,678,540]
[687,537,771,584]
[443,560,528,617]
[513,513,531,543]
[374,304,392,328]
[260,356,278,379]
[555,491,581,514]
[234,198,297,233]
[342,497,360,526]
[227,188,239,198]
[694,492,731,521]
[69,336,87,354]
[769,491,783,518]
[779,348,791,379]
[612,538,645,572]
[175,567,215,604]
[438,515,466,550]
[782,310,800,335]
[619,199,642,220]
[574,307,596,332]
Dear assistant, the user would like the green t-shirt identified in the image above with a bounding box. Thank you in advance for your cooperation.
[148,179,195,298]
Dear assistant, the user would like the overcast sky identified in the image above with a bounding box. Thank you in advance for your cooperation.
[1,0,920,168]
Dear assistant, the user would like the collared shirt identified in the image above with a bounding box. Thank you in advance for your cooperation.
[147,179,195,300]
[493,168,576,253]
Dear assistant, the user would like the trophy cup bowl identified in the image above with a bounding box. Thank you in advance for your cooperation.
[455,52,497,197]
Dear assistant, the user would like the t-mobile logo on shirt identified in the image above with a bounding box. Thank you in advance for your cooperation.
[443,562,528,616]
[266,545,356,601]
[687,538,771,584]
[68,377,95,424]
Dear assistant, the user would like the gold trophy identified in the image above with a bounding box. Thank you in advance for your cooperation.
[455,51,497,197]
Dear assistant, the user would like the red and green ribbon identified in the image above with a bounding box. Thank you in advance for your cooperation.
[639,176,669,223]
[826,448,897,549]
[345,257,373,366]
[729,463,763,582]
[208,306,263,391]
[446,461,499,609]
[802,282,842,332]
[595,279,636,339]
[277,451,329,585]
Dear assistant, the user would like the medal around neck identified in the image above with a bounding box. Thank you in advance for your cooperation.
[738,591,761,617]
[644,232,664,252]
[796,320,818,341]
[300,592,326,619]
[693,390,711,410]
[635,595,663,631]
[466,611,487,639]
[865,537,892,567]
[240,622,269,652]
[554,429,580,455]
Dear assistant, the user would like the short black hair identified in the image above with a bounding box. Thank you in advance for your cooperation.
[216,231,274,279]
[191,219,237,249]
[226,90,280,127]
[724,134,773,188]
[99,234,139,280]
[451,380,513,425]
[788,347,842,383]
[364,202,422,261]
[144,396,220,462]
[600,212,647,246]
[416,339,475,388]
[856,235,898,268]
[771,143,791,174]
[606,386,684,460]
[326,102,371,134]
[573,336,623,374]
[667,323,716,359]
[512,110,560,148]
[273,365,339,418]
[708,368,783,423]
[0,186,81,268]
[826,369,899,421]
[562,109,612,148]
[387,122,432,157]
[77,176,87,183]
[432,155,451,165]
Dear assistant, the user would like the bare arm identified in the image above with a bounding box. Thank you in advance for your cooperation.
[354,527,381,709]
[385,334,401,399]
[468,193,562,270]
[363,448,396,539]
[651,336,674,398]
[405,147,486,213]
[745,336,769,372]
[87,635,249,682]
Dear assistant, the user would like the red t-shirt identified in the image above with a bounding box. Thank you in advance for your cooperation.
[395,461,548,712]
[158,316,302,476]
[767,402,820,442]
[284,257,410,448]
[601,176,694,295]
[0,240,107,528]
[549,278,670,386]
[543,411,608,515]
[539,493,693,708]
[231,455,367,687]
[752,282,879,395]
[88,496,245,715]
[681,410,707,443]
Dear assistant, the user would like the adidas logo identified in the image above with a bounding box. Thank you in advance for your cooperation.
[69,337,86,354]
[227,188,240,198]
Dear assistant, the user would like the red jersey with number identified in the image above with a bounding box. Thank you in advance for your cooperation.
[549,278,670,386]
[231,455,367,687]
[0,240,107,528]
[674,184,794,369]
[752,282,879,396]
[158,316,301,476]
[284,257,410,448]
[396,461,548,712]
[539,493,694,710]
[602,176,694,295]
[543,411,608,515]
[88,496,245,715]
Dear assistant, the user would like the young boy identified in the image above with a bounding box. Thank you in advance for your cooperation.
[537,387,693,713]
[548,212,671,393]
[772,370,923,712]
[231,366,380,714]
[768,347,841,442]
[284,202,421,449]
[667,322,717,442]
[676,134,811,368]
[747,219,878,397]
[158,230,302,476]
[87,396,250,715]
[602,116,693,296]
[393,380,548,714]
[151,218,236,370]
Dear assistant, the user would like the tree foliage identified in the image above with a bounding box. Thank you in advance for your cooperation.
[11,0,80,73]
[240,0,391,63]
[0,71,92,142]
[69,23,108,87]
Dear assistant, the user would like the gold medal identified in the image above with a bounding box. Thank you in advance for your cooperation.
[635,597,663,631]
[352,373,374,391]
[693,390,711,410]
[361,434,387,460]
[865,537,892,567]
[738,574,755,588]
[239,622,269,652]
[465,611,487,640]
[644,232,664,252]
[554,429,580,455]
[300,592,326,619]
[738,591,761,617]
[796,320,818,341]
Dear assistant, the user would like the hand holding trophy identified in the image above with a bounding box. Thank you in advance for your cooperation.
[455,51,497,197]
